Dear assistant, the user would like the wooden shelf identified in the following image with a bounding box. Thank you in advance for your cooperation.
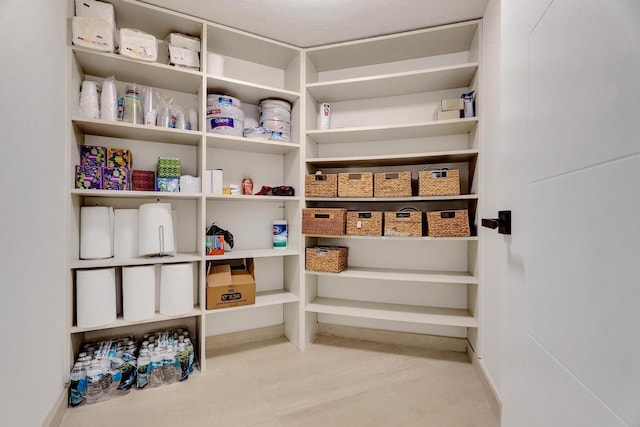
[205,194,300,202]
[306,118,478,144]
[306,195,478,203]
[306,297,477,328]
[306,149,478,168]
[205,248,299,261]
[304,235,478,241]
[207,23,301,70]
[306,63,478,102]
[206,75,299,105]
[206,133,299,154]
[205,290,299,314]
[71,189,202,200]
[71,253,201,269]
[70,306,203,334]
[72,118,202,146]
[72,47,202,93]
[306,20,480,71]
[306,266,477,284]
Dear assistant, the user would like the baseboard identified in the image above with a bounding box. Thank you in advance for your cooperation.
[317,323,468,353]
[41,386,67,427]
[467,342,502,423]
[205,324,286,351]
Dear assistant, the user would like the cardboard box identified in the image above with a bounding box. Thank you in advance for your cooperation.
[107,148,132,169]
[206,262,256,310]
[102,167,130,190]
[441,98,464,111]
[80,145,106,167]
[75,165,102,189]
[436,109,461,120]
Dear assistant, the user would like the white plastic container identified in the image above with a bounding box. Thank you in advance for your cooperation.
[273,220,288,248]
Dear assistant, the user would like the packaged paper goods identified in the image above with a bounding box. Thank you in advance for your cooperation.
[118,28,158,62]
[346,211,383,236]
[305,173,338,198]
[426,209,471,237]
[338,172,373,198]
[384,209,423,237]
[374,171,412,198]
[418,168,461,197]
[306,246,348,273]
[302,208,347,236]
[72,16,115,52]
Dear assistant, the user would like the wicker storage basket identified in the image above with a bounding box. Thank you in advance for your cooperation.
[418,169,461,196]
[305,174,338,198]
[338,172,373,197]
[426,209,471,237]
[384,210,423,237]
[346,211,383,236]
[306,246,348,273]
[374,171,412,198]
[302,208,347,235]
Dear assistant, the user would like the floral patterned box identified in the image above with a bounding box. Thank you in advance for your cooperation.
[102,167,130,190]
[75,165,102,189]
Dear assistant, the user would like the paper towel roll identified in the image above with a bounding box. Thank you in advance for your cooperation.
[114,209,139,259]
[138,202,175,256]
[80,206,113,259]
[159,263,194,316]
[122,265,156,321]
[76,268,117,328]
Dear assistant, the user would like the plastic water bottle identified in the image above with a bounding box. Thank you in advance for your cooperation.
[163,345,177,384]
[69,362,87,407]
[85,361,104,403]
[185,338,195,374]
[149,348,164,387]
[137,349,151,389]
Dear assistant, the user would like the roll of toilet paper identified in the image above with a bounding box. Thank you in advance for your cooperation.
[76,268,117,328]
[122,265,156,321]
[159,263,194,316]
[80,206,113,259]
[113,209,138,259]
[138,202,175,256]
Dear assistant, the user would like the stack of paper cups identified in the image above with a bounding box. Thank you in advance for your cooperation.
[159,263,194,316]
[78,80,101,119]
[76,268,117,328]
[100,79,118,121]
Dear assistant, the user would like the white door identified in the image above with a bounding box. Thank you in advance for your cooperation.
[492,1,640,425]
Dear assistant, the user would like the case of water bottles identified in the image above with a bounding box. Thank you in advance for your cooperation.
[68,327,195,407]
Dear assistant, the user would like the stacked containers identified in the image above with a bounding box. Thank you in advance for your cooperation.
[259,99,291,142]
[206,94,244,137]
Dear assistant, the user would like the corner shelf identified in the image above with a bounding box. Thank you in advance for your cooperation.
[72,118,202,146]
[205,133,300,154]
[205,248,299,261]
[71,253,201,269]
[306,118,478,144]
[206,75,299,105]
[306,298,477,328]
[205,290,299,315]
[306,149,479,168]
[305,266,477,284]
[70,306,203,334]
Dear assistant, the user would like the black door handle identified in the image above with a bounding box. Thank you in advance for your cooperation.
[482,210,511,235]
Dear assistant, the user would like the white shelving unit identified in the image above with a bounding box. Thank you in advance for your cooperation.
[302,19,482,349]
[65,0,303,374]
[65,0,484,379]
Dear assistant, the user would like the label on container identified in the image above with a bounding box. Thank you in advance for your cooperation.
[210,117,235,128]
[273,221,288,248]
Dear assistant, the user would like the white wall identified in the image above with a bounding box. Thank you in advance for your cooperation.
[494,0,640,425]
[0,1,68,425]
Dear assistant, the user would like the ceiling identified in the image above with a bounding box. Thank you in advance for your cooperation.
[140,0,489,48]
